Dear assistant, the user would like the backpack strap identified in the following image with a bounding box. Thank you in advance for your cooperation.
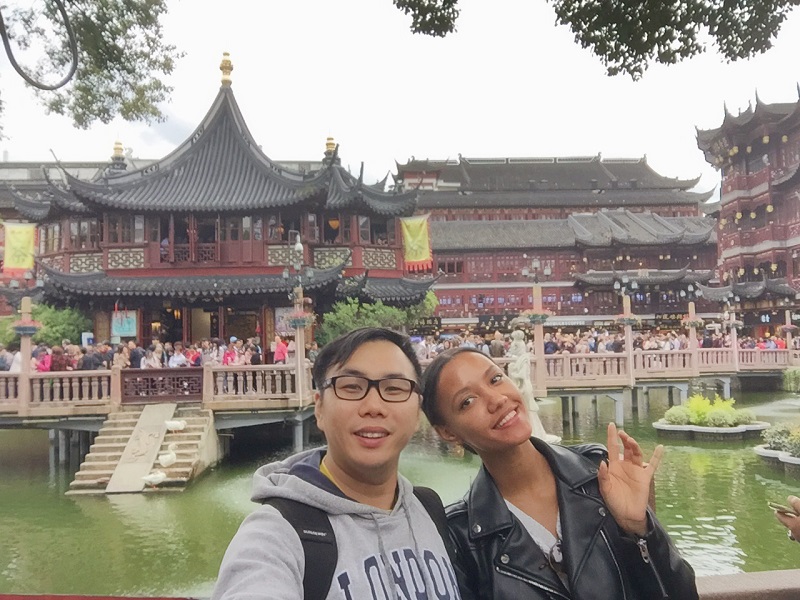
[262,498,337,600]
[413,486,459,567]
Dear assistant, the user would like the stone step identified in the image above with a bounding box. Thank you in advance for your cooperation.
[68,478,111,490]
[74,469,115,481]
[142,478,189,492]
[98,426,137,436]
[89,442,127,452]
[79,460,119,471]
[163,431,203,441]
[152,459,196,470]
[84,452,124,462]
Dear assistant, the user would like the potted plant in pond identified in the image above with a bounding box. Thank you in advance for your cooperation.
[652,393,770,441]
[754,424,800,477]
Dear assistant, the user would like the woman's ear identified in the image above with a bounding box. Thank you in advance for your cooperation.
[434,424,460,443]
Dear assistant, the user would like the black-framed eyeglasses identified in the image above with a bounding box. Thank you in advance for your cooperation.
[321,375,420,403]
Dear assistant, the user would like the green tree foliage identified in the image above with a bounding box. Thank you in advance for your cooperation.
[316,293,438,346]
[2,0,180,130]
[0,304,91,347]
[392,0,800,79]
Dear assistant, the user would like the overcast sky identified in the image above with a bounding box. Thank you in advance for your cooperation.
[1,0,799,196]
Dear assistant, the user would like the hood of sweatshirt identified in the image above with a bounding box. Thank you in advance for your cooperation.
[251,446,419,517]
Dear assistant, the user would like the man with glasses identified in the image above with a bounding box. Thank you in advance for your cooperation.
[213,327,461,600]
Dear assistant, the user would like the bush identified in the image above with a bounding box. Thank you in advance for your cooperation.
[783,368,800,393]
[706,407,736,428]
[785,431,800,458]
[664,405,691,425]
[686,394,712,426]
[733,409,756,426]
[667,393,751,428]
[762,423,796,452]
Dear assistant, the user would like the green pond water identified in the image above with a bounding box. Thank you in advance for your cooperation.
[2,389,800,596]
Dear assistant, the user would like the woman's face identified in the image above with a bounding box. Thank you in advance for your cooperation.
[433,352,532,455]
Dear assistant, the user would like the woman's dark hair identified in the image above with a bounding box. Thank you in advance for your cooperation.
[421,346,490,426]
[312,328,421,391]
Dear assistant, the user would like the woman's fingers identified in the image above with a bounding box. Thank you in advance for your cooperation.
[607,422,621,463]
[606,423,664,474]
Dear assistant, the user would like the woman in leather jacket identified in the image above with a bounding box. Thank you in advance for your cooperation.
[421,347,698,600]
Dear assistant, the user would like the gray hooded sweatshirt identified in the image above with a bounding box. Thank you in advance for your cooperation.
[212,448,461,600]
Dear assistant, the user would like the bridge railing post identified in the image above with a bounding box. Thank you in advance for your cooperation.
[688,301,700,377]
[202,365,214,406]
[110,365,122,411]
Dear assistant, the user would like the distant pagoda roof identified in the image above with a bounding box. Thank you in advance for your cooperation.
[697,89,800,166]
[397,154,701,192]
[430,210,715,252]
[416,188,712,210]
[695,278,798,302]
[12,69,415,221]
[573,266,713,287]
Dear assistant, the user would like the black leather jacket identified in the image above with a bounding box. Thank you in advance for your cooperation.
[446,438,698,600]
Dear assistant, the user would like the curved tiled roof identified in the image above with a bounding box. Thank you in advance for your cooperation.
[415,188,712,210]
[337,274,435,307]
[41,260,347,299]
[573,266,713,286]
[430,210,715,252]
[33,86,415,218]
[696,278,798,302]
[398,155,700,192]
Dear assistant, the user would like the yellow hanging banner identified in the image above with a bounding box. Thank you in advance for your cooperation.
[400,214,432,272]
[3,222,36,272]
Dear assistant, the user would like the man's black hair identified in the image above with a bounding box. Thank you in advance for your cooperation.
[312,328,421,392]
[420,346,488,426]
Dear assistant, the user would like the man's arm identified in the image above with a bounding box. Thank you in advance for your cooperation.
[212,505,305,600]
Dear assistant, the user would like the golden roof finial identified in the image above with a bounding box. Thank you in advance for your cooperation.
[112,140,124,158]
[325,136,336,153]
[220,52,233,86]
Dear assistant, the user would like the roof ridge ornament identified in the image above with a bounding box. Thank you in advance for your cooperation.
[220,52,233,87]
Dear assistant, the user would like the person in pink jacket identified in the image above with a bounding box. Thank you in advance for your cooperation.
[273,335,288,364]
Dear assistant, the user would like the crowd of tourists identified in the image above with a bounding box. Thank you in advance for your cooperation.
[414,328,795,360]
[0,334,323,374]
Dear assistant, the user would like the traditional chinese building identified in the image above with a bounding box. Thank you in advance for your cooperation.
[396,155,719,330]
[9,55,432,344]
[696,92,800,331]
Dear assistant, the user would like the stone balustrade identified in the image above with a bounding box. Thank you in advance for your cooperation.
[1,347,797,418]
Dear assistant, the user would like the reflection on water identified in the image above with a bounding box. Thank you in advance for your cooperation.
[1,389,800,595]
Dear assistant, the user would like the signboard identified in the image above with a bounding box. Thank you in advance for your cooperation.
[412,316,441,331]
[655,313,687,327]
[477,314,515,330]
[275,307,295,336]
[111,310,138,338]
[81,332,94,347]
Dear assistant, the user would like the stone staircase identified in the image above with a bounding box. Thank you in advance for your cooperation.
[67,405,216,495]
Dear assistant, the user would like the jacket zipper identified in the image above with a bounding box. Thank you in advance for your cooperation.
[636,537,669,598]
[600,530,628,600]
[495,565,569,600]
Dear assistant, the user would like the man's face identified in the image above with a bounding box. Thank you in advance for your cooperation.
[315,340,420,484]
[127,341,135,350]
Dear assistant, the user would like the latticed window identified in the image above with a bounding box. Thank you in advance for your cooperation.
[107,215,144,244]
[69,219,100,249]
